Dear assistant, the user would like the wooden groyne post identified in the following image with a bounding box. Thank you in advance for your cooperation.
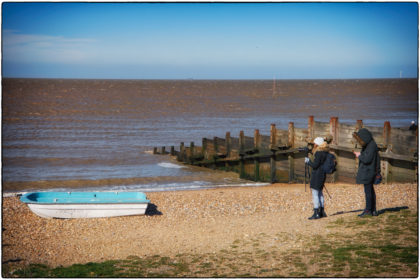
[189,141,195,164]
[329,117,339,183]
[382,121,392,183]
[239,130,245,179]
[288,122,295,182]
[177,142,185,162]
[226,132,231,158]
[202,138,208,160]
[254,129,261,181]
[270,124,277,183]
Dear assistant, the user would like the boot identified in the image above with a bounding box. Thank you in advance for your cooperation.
[308,208,321,220]
[320,207,327,218]
[358,210,372,217]
[372,206,378,216]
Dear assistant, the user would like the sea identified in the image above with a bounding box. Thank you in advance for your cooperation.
[2,78,418,194]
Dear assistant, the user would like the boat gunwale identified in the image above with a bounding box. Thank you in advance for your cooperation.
[20,191,150,205]
[25,202,150,205]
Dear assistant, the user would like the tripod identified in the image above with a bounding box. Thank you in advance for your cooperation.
[304,162,309,192]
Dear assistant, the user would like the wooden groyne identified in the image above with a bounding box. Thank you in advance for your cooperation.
[154,116,418,184]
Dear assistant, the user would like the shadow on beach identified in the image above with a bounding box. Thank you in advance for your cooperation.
[2,258,23,265]
[330,209,364,216]
[376,206,409,215]
[145,203,162,216]
[331,206,409,217]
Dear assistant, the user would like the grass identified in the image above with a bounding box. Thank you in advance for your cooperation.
[3,209,418,278]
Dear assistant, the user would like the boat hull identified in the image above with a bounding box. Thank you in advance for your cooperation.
[20,192,150,219]
[27,202,149,219]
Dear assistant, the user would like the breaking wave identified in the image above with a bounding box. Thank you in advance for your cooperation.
[157,162,185,169]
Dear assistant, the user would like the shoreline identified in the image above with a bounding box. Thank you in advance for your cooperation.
[2,182,271,197]
[1,164,260,194]
[2,182,418,269]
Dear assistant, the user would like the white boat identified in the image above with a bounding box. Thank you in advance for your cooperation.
[20,191,150,219]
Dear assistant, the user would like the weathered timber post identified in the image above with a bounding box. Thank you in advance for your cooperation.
[239,131,245,154]
[383,121,391,147]
[226,132,231,158]
[355,120,364,149]
[329,117,339,182]
[382,121,392,183]
[153,147,158,155]
[170,146,175,156]
[179,142,185,162]
[308,116,315,140]
[354,120,363,175]
[213,137,219,169]
[161,146,166,155]
[269,123,277,151]
[225,132,231,170]
[202,138,208,160]
[189,141,195,164]
[254,129,261,181]
[288,122,295,182]
[254,129,261,149]
[329,117,339,145]
[356,120,363,130]
[239,130,245,179]
[270,124,277,183]
[214,137,219,154]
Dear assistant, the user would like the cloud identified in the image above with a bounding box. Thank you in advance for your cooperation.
[2,30,97,64]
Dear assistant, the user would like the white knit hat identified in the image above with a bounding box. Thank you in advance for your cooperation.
[314,137,325,146]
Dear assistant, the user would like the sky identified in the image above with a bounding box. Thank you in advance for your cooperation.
[2,2,418,79]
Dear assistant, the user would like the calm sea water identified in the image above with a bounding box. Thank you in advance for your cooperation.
[2,78,418,193]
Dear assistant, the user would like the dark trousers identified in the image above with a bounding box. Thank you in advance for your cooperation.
[364,183,376,212]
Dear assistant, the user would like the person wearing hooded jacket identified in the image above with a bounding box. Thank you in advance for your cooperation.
[305,137,329,220]
[353,128,379,217]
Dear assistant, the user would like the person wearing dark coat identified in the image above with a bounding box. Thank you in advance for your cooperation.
[353,128,379,217]
[305,137,329,220]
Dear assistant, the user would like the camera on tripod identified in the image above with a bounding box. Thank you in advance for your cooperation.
[298,144,314,157]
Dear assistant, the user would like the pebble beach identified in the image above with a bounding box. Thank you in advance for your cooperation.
[2,183,417,269]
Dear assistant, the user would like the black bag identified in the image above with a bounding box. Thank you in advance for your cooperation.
[374,173,382,185]
[322,153,337,174]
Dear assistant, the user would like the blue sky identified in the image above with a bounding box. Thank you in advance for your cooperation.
[2,2,418,79]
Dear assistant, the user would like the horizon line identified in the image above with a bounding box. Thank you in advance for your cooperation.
[3,76,418,81]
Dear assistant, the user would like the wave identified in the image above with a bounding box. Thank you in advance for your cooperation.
[157,162,185,169]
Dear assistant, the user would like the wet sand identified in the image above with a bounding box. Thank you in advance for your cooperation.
[2,183,417,269]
